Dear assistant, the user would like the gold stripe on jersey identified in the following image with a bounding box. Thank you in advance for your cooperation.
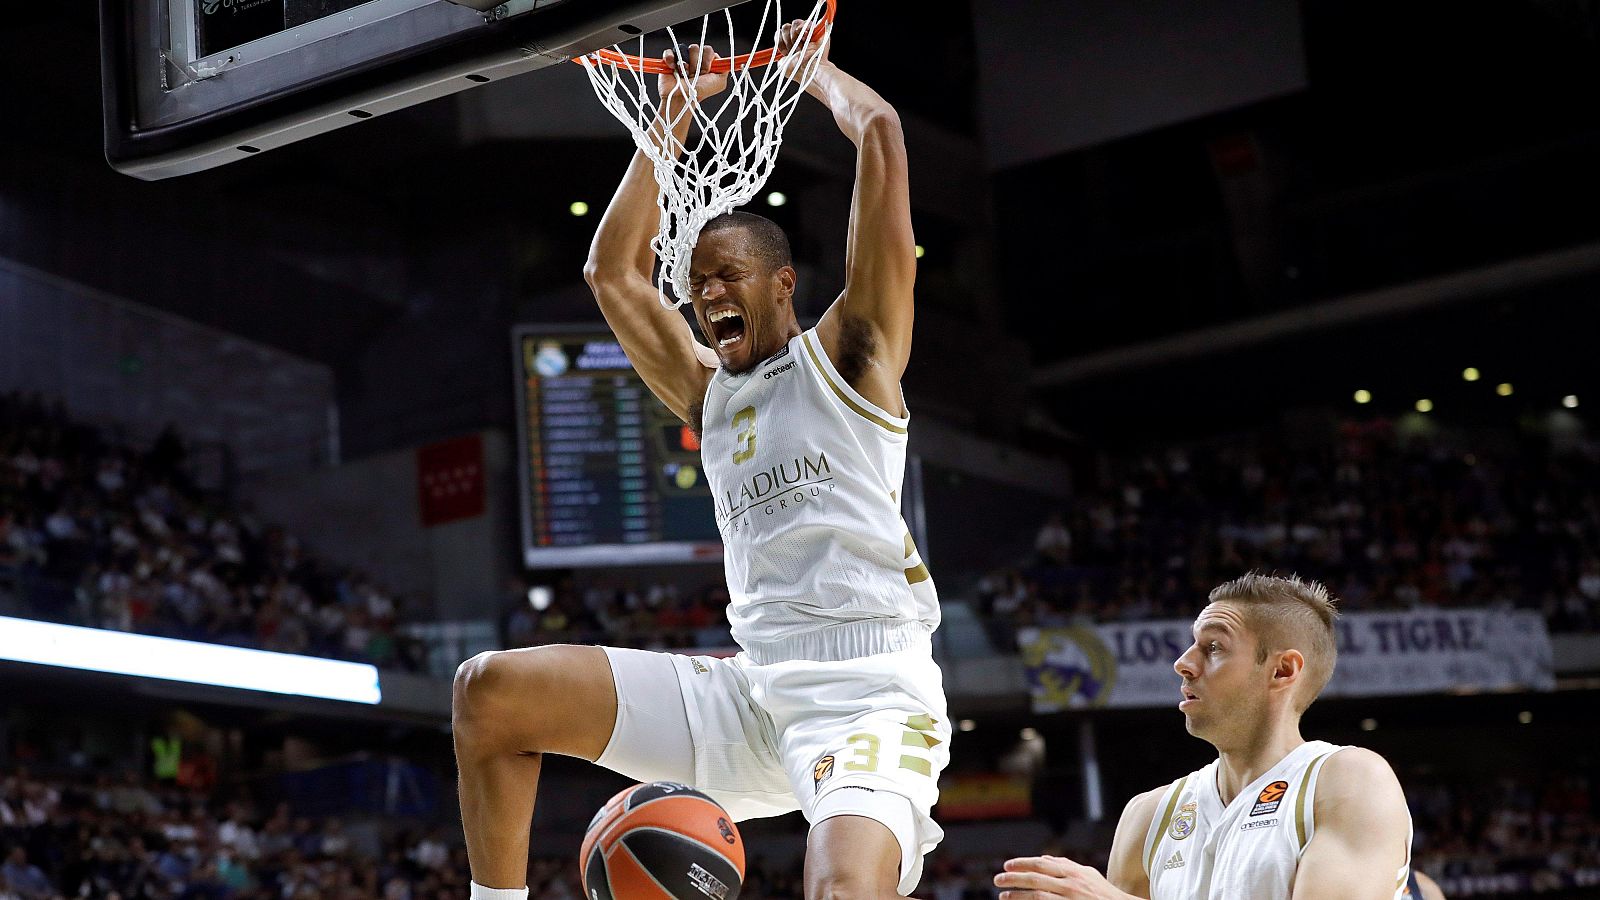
[1296,751,1336,850]
[802,332,908,435]
[1147,775,1191,875]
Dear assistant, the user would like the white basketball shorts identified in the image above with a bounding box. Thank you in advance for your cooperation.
[594,643,951,895]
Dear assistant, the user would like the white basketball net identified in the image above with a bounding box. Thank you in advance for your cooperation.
[577,1,833,309]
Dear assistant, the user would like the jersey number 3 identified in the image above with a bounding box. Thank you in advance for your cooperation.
[731,405,757,464]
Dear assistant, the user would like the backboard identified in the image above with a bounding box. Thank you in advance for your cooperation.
[101,0,735,180]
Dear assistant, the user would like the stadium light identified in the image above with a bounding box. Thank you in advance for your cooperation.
[1563,395,1579,409]
[958,719,976,733]
[1415,399,1433,413]
[914,245,925,259]
[1496,383,1514,397]
[1462,367,1480,382]
[0,616,380,704]
[1518,711,1533,724]
[765,191,787,207]
[569,201,590,216]
[1360,718,1378,731]
[1353,389,1372,404]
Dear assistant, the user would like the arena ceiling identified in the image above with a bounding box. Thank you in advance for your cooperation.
[0,1,1597,445]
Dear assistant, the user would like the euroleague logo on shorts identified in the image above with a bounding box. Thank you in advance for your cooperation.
[1251,780,1289,816]
[813,755,835,793]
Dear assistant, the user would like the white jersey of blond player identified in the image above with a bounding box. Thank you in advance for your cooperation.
[1142,740,1414,900]
[698,326,939,664]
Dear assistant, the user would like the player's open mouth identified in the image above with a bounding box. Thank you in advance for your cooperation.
[708,306,747,349]
[1180,687,1199,708]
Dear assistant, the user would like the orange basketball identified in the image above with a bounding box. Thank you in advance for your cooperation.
[580,782,745,900]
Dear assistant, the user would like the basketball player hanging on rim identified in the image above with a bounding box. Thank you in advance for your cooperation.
[453,22,946,900]
[993,574,1413,900]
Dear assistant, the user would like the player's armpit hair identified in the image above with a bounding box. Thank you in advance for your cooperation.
[835,316,878,389]
[687,398,705,439]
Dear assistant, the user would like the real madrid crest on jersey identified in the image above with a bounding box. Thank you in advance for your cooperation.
[1169,800,1198,840]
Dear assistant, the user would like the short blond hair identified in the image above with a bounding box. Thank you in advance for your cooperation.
[1208,572,1340,713]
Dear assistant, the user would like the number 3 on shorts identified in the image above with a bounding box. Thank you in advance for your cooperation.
[843,733,880,772]
[843,716,941,776]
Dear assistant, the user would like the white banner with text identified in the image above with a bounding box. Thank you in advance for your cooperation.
[1019,608,1554,713]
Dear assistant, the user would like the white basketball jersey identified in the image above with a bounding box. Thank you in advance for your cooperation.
[1143,741,1412,900]
[699,328,939,665]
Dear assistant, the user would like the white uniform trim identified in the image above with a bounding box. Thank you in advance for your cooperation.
[800,331,909,435]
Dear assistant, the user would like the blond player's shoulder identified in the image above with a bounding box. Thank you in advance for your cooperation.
[1122,784,1171,830]
[1105,785,1174,898]
[1318,746,1401,792]
[1414,870,1447,900]
[1312,746,1407,829]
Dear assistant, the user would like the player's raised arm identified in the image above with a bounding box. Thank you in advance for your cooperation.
[1292,748,1413,900]
[583,46,722,424]
[779,22,917,410]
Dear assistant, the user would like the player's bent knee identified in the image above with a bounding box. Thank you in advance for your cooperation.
[451,644,617,758]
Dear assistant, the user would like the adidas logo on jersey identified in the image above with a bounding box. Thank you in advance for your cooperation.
[1162,851,1186,870]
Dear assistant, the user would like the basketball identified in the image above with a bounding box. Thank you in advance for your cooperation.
[580,782,745,900]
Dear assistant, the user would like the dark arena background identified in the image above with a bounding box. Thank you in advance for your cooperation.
[2,1,1599,898]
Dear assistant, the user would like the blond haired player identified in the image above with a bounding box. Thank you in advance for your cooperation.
[996,573,1413,900]
[453,22,948,900]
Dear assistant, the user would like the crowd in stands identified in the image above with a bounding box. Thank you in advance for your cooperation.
[499,578,734,652]
[5,757,1598,900]
[979,418,1600,639]
[0,391,427,672]
[0,765,494,900]
[10,387,1600,672]
[1410,768,1600,897]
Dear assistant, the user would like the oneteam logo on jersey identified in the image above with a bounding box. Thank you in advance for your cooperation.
[763,360,797,380]
[1240,818,1279,831]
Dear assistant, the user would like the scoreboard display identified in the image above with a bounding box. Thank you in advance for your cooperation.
[513,325,722,567]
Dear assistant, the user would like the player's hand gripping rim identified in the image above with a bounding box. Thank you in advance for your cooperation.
[775,18,831,81]
[657,44,727,110]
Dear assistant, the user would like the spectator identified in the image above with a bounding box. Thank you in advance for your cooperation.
[1,848,52,900]
[1034,511,1072,566]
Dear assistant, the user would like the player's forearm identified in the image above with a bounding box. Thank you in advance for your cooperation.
[585,110,694,283]
[585,150,659,282]
[806,62,901,145]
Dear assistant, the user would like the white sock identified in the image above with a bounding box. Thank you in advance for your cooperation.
[470,881,529,900]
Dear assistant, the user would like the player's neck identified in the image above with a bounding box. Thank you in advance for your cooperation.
[1210,721,1306,806]
[755,321,803,361]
